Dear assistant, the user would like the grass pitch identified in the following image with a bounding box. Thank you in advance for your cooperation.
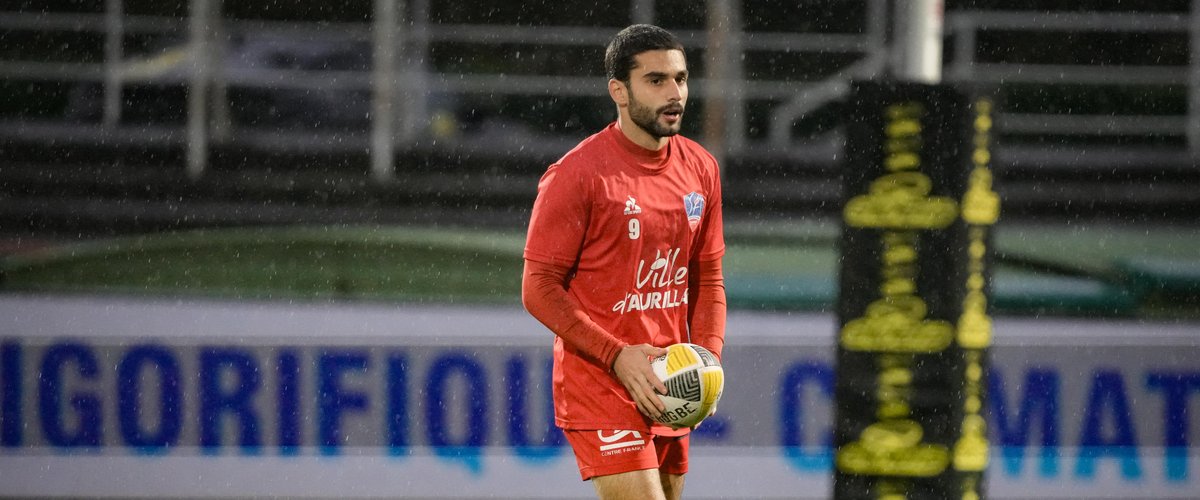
[0,226,526,303]
[2,221,1198,317]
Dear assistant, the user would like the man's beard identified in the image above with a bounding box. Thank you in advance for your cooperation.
[628,91,684,140]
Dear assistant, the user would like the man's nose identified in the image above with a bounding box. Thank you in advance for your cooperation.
[665,81,684,101]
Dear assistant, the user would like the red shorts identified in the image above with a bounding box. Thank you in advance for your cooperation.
[562,429,690,481]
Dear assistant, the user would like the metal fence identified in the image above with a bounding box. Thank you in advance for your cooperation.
[0,0,1196,182]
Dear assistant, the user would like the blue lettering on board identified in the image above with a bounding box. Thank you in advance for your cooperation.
[0,336,1196,490]
[199,347,262,452]
[504,354,564,461]
[117,345,182,452]
[386,353,411,456]
[277,349,302,454]
[1076,369,1141,480]
[426,352,488,474]
[2,341,22,446]
[39,342,102,448]
[779,361,834,471]
[317,350,370,455]
[1146,371,1200,481]
[989,367,1061,478]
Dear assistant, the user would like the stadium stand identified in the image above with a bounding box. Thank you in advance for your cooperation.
[0,1,1197,316]
[0,1,1197,227]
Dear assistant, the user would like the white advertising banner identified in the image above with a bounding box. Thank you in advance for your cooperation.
[1,295,1198,498]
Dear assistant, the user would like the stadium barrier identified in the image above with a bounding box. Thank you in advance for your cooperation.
[1,295,1198,498]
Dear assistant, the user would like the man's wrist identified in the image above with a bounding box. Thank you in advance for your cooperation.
[607,342,631,370]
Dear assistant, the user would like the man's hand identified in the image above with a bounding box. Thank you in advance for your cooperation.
[612,344,669,418]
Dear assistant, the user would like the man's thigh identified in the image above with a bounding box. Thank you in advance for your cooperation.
[660,472,685,500]
[588,469,686,500]
[587,470,685,500]
[591,469,666,500]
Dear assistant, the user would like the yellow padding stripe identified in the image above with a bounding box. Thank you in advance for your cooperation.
[666,345,700,375]
[702,370,724,406]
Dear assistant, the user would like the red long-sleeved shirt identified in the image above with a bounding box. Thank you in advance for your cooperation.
[522,122,726,432]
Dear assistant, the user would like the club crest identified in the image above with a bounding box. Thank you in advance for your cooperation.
[683,192,705,231]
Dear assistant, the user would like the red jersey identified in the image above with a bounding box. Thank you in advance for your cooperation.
[524,122,725,431]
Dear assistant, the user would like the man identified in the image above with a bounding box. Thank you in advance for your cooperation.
[521,24,726,500]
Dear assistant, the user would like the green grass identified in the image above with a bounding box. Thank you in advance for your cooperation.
[0,226,527,303]
[994,223,1200,276]
[3,221,1199,317]
[1,223,847,304]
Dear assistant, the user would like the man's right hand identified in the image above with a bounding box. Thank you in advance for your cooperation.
[612,344,669,418]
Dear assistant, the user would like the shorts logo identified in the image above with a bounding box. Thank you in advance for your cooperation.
[597,429,646,452]
[683,192,705,231]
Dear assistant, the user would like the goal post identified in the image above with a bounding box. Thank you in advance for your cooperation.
[892,0,945,84]
[832,2,998,499]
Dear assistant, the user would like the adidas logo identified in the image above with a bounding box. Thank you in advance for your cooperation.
[624,196,642,215]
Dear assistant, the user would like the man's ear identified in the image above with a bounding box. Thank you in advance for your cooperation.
[608,79,627,106]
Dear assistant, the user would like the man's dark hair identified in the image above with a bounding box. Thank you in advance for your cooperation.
[605,24,685,82]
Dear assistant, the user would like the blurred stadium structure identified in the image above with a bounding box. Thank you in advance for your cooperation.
[0,0,1198,232]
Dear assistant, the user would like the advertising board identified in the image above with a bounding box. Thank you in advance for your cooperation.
[2,295,1198,498]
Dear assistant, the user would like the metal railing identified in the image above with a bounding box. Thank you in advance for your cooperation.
[0,0,891,178]
[944,7,1199,167]
[0,0,1195,181]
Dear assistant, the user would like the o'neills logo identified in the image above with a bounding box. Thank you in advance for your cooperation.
[612,247,689,314]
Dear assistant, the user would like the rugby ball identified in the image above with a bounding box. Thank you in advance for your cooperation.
[650,343,724,429]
